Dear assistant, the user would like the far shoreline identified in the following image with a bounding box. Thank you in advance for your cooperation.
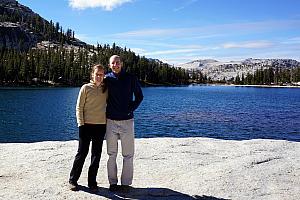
[218,84,300,88]
[190,83,300,88]
[1,81,300,88]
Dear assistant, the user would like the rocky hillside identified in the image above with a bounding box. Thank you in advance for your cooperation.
[177,58,300,81]
[0,0,37,50]
[0,21,38,50]
[0,0,86,50]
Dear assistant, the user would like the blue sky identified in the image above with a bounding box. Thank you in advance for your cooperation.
[17,0,300,65]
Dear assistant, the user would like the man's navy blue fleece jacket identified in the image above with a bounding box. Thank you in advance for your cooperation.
[105,70,144,120]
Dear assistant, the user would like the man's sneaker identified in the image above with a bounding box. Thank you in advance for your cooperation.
[109,184,119,192]
[69,181,79,191]
[89,185,99,193]
[120,185,133,193]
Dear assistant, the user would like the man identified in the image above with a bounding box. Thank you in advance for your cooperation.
[105,55,143,192]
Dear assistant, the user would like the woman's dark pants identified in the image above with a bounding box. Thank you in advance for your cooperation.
[69,124,106,187]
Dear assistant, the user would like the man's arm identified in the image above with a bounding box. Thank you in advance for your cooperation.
[130,76,143,111]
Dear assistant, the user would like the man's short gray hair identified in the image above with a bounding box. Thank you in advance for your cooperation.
[109,55,121,63]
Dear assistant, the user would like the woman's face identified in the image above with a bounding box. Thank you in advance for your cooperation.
[93,68,104,85]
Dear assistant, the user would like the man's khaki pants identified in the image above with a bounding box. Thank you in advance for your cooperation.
[106,118,134,185]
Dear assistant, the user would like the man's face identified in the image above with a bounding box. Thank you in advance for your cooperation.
[109,57,122,74]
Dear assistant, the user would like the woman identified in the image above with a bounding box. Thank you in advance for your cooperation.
[69,64,107,192]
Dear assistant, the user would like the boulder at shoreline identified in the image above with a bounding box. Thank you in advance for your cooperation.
[0,138,299,199]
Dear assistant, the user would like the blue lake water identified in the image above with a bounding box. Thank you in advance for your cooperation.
[0,85,299,142]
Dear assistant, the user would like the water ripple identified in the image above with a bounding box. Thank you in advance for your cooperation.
[0,86,300,142]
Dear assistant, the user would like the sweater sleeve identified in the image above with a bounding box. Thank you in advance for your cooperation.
[131,76,144,111]
[76,85,87,127]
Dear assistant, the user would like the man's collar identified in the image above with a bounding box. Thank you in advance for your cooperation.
[105,69,125,79]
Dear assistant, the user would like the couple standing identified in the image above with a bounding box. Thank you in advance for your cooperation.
[68,55,144,192]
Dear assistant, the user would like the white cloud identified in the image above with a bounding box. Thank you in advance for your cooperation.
[282,36,300,44]
[74,33,89,41]
[74,18,300,64]
[113,28,181,38]
[115,39,204,49]
[112,19,300,39]
[173,6,185,12]
[130,48,147,55]
[222,41,273,49]
[69,0,132,11]
[173,0,198,12]
[144,48,202,56]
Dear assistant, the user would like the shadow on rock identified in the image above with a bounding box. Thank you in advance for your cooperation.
[78,185,229,200]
